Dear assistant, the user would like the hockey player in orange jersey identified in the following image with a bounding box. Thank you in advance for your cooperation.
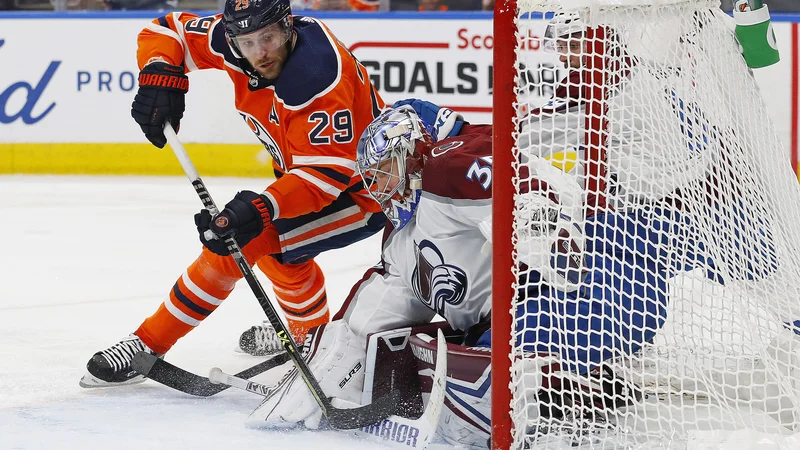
[79,0,387,387]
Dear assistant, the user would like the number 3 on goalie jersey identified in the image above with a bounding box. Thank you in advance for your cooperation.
[308,110,353,145]
[466,156,493,190]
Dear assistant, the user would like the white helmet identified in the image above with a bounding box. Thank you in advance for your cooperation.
[543,12,586,53]
[356,105,434,230]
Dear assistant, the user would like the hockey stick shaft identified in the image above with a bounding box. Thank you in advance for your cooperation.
[132,351,290,397]
[209,366,274,396]
[162,124,397,428]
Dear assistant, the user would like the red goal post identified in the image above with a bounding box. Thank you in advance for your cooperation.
[490,2,516,449]
[492,2,609,446]
[491,0,800,449]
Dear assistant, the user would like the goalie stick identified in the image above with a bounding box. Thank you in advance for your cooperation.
[161,123,399,429]
[207,329,449,450]
[132,351,290,397]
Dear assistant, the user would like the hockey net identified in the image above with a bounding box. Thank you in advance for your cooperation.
[491,0,800,448]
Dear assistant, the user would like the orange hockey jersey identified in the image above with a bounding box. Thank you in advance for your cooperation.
[136,13,385,220]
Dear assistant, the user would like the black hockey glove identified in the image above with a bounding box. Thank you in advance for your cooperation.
[131,62,188,148]
[195,190,273,256]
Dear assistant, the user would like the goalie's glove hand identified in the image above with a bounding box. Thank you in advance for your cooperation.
[131,62,188,148]
[245,321,366,430]
[194,190,273,256]
[391,98,465,142]
[517,173,587,293]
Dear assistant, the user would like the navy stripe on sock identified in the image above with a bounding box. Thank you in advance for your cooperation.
[172,283,212,317]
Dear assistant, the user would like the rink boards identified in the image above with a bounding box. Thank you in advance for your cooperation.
[0,11,798,178]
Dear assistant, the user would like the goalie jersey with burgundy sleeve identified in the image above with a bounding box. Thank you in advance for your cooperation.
[342,125,495,339]
[136,13,384,220]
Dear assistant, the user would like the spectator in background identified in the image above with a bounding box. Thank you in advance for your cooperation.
[418,0,446,11]
[296,0,377,10]
[291,0,315,9]
[103,0,175,9]
[482,0,493,10]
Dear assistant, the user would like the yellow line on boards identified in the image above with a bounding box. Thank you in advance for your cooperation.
[0,143,276,178]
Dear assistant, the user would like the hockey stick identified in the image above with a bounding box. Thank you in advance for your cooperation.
[207,329,449,450]
[162,123,399,429]
[132,351,290,397]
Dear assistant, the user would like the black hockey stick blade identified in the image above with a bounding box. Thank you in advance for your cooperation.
[324,389,403,430]
[132,351,290,397]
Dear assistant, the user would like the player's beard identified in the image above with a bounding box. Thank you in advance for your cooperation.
[252,39,293,80]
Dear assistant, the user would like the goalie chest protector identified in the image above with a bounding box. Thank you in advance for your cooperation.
[382,125,494,332]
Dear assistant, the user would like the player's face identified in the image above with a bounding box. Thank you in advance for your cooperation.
[236,20,293,79]
[365,157,406,206]
[556,37,585,69]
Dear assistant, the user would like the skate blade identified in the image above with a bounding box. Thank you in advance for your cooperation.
[234,346,248,354]
[79,372,146,388]
[233,345,282,357]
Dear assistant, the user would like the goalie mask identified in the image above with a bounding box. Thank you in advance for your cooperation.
[356,106,434,230]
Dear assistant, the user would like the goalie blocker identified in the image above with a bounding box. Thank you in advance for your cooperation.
[362,322,643,448]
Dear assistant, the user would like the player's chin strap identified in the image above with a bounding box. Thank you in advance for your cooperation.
[159,122,400,429]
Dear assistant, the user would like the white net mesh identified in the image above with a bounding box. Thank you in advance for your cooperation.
[507,0,800,448]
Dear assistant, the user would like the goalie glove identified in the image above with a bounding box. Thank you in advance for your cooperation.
[245,320,366,430]
[391,98,465,142]
[517,159,587,292]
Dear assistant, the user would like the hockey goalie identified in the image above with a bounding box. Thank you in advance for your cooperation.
[239,102,713,447]
[238,5,800,444]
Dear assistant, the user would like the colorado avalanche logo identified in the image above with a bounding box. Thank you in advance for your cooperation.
[238,111,286,171]
[412,240,469,316]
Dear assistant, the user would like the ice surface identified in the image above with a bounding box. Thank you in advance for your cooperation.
[0,175,442,450]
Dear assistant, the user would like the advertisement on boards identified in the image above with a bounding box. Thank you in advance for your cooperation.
[0,13,797,175]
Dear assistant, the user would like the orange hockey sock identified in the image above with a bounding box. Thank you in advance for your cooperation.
[256,256,330,341]
[136,252,239,354]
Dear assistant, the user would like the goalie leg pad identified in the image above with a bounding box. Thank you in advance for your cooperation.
[362,327,425,418]
[245,320,366,430]
[408,328,642,448]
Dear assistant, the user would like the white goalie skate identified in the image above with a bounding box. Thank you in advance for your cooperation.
[236,321,284,356]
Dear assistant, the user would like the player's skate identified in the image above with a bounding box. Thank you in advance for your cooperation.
[79,333,158,388]
[236,321,284,356]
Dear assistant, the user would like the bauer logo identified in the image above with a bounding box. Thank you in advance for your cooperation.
[0,39,60,125]
[360,419,421,448]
